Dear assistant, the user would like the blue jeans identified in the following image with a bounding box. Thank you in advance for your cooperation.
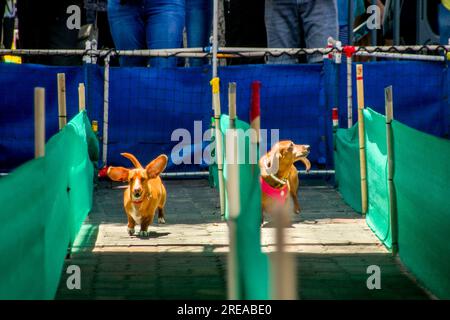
[185,0,212,66]
[265,0,338,63]
[108,0,185,67]
[439,4,450,45]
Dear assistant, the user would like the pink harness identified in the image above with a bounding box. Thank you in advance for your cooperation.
[260,177,289,204]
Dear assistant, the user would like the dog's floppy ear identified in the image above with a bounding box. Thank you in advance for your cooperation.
[145,154,168,179]
[107,166,130,182]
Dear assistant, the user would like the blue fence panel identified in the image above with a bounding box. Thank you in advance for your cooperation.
[218,64,325,167]
[1,61,448,173]
[106,66,211,171]
[336,60,448,138]
[0,64,88,171]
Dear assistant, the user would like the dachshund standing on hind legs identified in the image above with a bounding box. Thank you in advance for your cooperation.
[259,141,311,222]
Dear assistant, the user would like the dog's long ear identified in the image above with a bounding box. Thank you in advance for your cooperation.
[121,152,143,169]
[146,154,168,179]
[107,166,130,182]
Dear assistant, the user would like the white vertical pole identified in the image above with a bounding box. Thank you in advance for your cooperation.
[347,55,353,128]
[57,73,67,130]
[211,0,225,219]
[226,82,239,300]
[212,0,219,78]
[102,55,110,166]
[34,88,45,158]
[271,205,297,300]
[78,83,86,112]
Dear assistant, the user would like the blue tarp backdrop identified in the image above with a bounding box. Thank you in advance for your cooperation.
[1,60,448,172]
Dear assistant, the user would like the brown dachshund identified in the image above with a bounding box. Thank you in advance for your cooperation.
[259,141,311,219]
[107,153,167,237]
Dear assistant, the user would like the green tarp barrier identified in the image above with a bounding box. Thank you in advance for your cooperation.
[334,109,392,248]
[393,119,450,299]
[334,124,362,213]
[364,109,391,248]
[214,115,270,299]
[335,107,450,298]
[0,111,98,300]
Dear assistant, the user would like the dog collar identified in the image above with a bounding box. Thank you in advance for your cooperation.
[260,177,289,204]
[262,155,288,186]
[268,174,287,187]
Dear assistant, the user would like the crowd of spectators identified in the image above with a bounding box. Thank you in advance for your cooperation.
[0,0,449,66]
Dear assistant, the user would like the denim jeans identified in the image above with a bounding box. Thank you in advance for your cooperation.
[439,4,450,45]
[108,0,185,67]
[185,0,212,66]
[265,0,338,63]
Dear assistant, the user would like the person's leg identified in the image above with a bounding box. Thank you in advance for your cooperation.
[439,4,450,45]
[144,0,185,68]
[107,0,147,66]
[2,18,14,49]
[265,0,300,64]
[300,0,338,63]
[0,0,5,48]
[185,0,212,67]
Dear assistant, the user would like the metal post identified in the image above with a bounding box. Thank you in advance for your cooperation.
[102,54,110,166]
[347,54,353,128]
[385,86,398,255]
[211,0,225,220]
[212,0,219,78]
[394,0,401,45]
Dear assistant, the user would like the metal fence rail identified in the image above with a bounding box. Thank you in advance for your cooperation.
[1,45,449,60]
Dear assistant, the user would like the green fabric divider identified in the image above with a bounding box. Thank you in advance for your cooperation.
[209,118,219,189]
[392,119,450,299]
[364,109,392,249]
[219,114,270,300]
[335,107,450,298]
[334,124,363,213]
[0,111,98,300]
[334,109,392,247]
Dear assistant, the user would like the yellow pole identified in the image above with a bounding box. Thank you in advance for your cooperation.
[356,64,368,214]
[210,77,226,220]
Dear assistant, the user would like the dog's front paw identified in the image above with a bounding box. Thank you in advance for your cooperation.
[139,230,149,237]
[127,228,135,236]
[158,217,166,224]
